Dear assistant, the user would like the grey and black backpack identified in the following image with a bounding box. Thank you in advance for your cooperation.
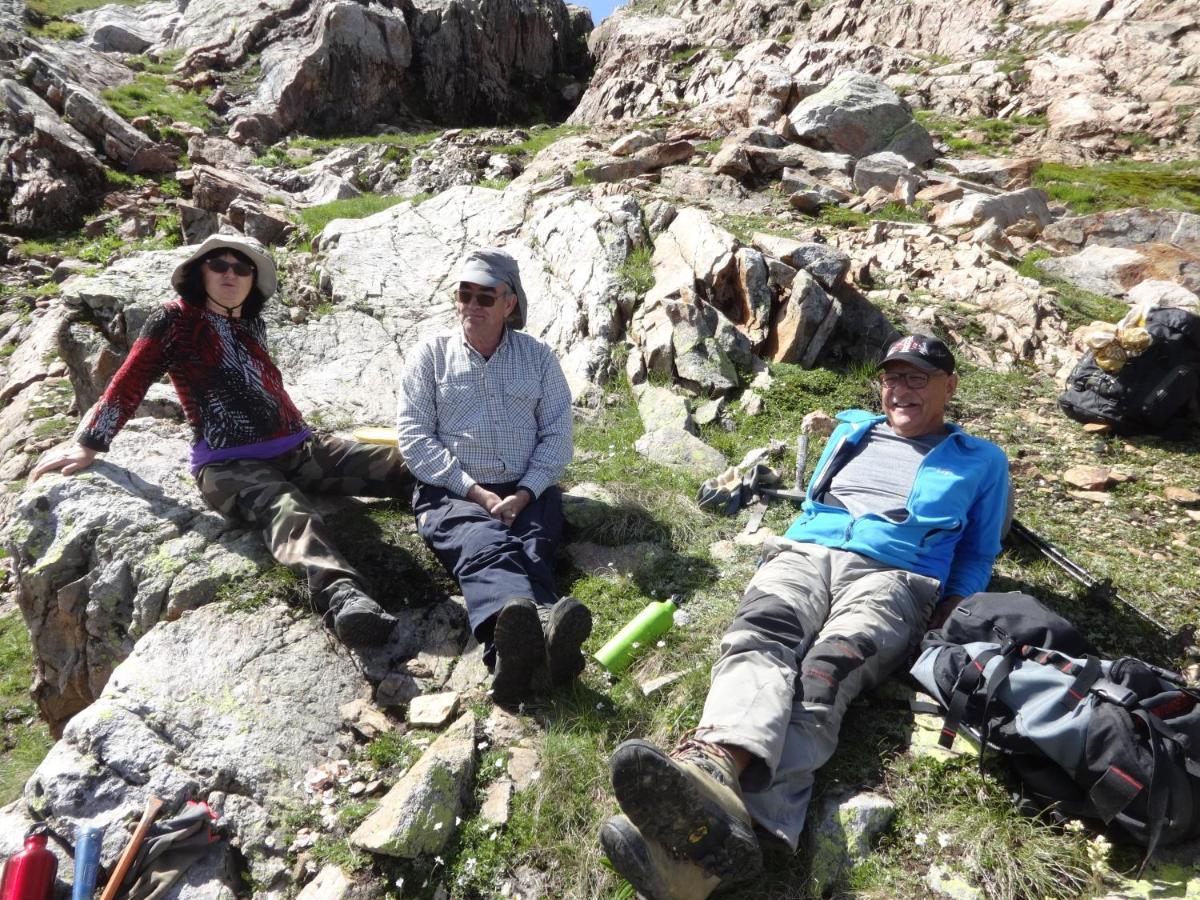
[1058,306,1200,434]
[910,592,1200,865]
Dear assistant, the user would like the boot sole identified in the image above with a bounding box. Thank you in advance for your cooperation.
[610,740,762,882]
[492,600,546,704]
[546,598,592,685]
[335,608,398,647]
[600,818,672,900]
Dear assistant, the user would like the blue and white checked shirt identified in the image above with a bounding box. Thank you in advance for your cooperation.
[395,327,573,498]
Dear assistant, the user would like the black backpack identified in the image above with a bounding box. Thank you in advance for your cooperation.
[1058,306,1200,434]
[910,592,1200,865]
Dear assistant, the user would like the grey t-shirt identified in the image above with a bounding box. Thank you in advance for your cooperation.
[826,423,948,521]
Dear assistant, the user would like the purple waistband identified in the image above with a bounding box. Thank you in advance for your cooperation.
[190,428,312,475]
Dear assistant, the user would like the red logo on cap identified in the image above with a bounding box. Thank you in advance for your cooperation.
[891,336,926,355]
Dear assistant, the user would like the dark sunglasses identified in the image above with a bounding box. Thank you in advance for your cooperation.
[455,288,501,308]
[205,258,255,278]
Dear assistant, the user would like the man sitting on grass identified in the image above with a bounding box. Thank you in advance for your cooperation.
[600,334,1011,899]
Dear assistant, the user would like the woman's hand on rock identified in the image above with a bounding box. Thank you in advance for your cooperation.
[30,444,98,482]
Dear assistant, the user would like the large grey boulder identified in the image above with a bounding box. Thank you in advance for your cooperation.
[634,428,726,477]
[636,384,694,434]
[3,421,272,731]
[226,0,590,143]
[11,602,370,895]
[763,270,840,367]
[73,1,179,53]
[853,151,922,196]
[786,71,935,163]
[1035,245,1149,297]
[0,79,108,233]
[351,711,478,858]
[933,188,1052,234]
[316,185,637,402]
[229,1,414,146]
[1042,208,1200,253]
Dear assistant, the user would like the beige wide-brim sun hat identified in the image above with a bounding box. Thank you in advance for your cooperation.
[170,233,278,299]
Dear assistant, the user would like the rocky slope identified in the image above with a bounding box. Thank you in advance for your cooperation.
[0,0,1198,897]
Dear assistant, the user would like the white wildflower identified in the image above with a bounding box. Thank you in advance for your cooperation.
[937,832,952,849]
[914,832,928,847]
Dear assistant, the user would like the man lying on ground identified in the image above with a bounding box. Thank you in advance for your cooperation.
[31,234,410,648]
[600,334,1011,899]
[395,248,591,707]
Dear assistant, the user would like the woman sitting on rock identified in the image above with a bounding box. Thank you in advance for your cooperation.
[30,233,410,648]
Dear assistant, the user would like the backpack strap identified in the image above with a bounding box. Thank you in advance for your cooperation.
[1135,709,1172,875]
[976,643,1026,763]
[939,647,1001,749]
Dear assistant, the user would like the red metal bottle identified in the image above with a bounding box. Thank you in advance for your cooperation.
[0,827,57,900]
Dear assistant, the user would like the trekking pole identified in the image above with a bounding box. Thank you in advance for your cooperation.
[1008,519,1197,651]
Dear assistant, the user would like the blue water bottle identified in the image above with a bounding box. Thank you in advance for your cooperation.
[72,825,104,900]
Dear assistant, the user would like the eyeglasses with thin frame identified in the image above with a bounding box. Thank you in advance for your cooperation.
[205,258,255,278]
[454,288,503,308]
[879,371,939,390]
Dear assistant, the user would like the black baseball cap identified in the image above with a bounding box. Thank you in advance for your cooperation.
[877,334,955,374]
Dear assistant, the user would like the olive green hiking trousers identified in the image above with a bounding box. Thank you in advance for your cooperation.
[196,434,410,606]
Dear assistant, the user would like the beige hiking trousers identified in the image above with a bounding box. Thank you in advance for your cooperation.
[697,537,940,849]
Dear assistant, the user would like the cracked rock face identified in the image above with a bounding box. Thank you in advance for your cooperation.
[3,420,273,731]
[20,602,371,895]
[315,184,640,403]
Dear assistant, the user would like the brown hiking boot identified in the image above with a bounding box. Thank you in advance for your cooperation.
[610,735,762,884]
[539,596,592,685]
[600,815,724,900]
[491,597,545,706]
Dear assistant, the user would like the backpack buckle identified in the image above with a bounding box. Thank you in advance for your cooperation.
[1092,681,1138,708]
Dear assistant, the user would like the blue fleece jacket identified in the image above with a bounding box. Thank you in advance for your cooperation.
[783,410,1010,597]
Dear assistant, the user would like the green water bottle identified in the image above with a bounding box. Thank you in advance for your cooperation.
[594,596,679,673]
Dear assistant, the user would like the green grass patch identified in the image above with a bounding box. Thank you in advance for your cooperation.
[125,50,185,76]
[294,194,408,250]
[1033,160,1200,215]
[27,0,143,14]
[669,46,698,65]
[29,18,83,39]
[701,362,877,468]
[915,110,1047,156]
[814,205,872,228]
[289,130,442,154]
[0,613,53,804]
[861,756,1098,899]
[216,565,303,613]
[484,123,587,158]
[618,244,654,297]
[101,73,215,129]
[1016,249,1130,327]
[18,213,181,264]
[871,201,931,224]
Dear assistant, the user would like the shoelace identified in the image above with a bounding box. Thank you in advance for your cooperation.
[670,730,737,785]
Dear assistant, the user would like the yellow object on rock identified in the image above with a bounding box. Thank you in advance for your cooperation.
[351,426,399,445]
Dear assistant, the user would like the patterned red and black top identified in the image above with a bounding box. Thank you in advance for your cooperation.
[78,299,307,453]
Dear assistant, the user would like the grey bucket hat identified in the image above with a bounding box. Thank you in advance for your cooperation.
[170,233,278,300]
[457,247,527,329]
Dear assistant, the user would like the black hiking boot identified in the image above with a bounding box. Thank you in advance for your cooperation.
[610,736,762,884]
[539,596,592,685]
[325,581,398,648]
[600,814,724,900]
[491,597,546,706]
